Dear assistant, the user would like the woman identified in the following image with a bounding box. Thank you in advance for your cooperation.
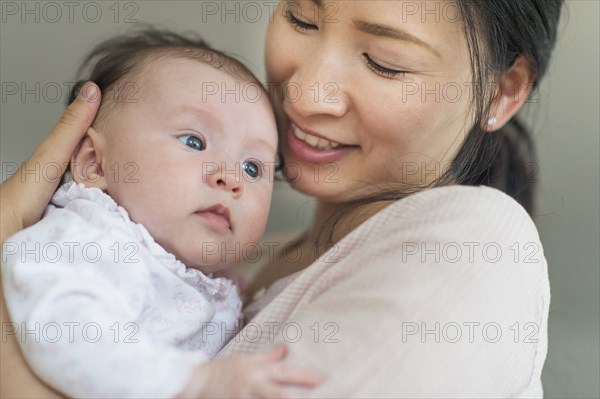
[1,0,563,397]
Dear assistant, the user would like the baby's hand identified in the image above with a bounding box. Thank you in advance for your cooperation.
[176,345,323,398]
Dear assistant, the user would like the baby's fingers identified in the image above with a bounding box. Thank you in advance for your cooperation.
[270,364,324,388]
[257,344,288,362]
[254,368,324,399]
[257,386,292,399]
[256,345,324,387]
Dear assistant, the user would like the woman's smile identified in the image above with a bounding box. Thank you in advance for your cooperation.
[292,123,341,150]
[284,120,359,164]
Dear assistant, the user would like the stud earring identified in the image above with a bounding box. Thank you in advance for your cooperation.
[487,117,497,126]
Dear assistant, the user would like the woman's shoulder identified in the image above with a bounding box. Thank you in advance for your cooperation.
[392,184,534,225]
[367,184,541,245]
[322,184,549,299]
[277,185,550,398]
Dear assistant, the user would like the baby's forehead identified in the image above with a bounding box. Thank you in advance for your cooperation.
[118,56,271,121]
[115,55,276,139]
[133,54,262,94]
[129,58,272,117]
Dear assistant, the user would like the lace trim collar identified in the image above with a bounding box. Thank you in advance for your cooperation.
[51,182,233,296]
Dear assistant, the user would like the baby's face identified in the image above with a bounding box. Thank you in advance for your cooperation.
[98,58,277,271]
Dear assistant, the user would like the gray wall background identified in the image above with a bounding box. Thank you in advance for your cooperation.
[1,1,598,397]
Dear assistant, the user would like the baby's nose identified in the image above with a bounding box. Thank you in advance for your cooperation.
[205,162,243,197]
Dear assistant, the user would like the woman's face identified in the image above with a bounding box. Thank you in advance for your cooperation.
[266,0,476,203]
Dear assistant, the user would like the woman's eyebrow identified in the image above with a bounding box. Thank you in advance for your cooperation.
[353,20,442,59]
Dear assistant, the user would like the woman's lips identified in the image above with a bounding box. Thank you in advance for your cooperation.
[284,123,358,164]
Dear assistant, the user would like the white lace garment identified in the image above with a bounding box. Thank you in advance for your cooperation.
[2,182,242,398]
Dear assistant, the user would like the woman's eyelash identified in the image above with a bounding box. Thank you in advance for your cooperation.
[284,10,317,31]
[363,54,408,78]
[282,10,406,79]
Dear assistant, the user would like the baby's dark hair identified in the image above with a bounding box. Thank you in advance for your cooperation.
[67,27,266,106]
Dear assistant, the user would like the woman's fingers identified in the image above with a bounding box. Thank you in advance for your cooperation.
[41,82,100,156]
[2,82,101,233]
[28,82,101,191]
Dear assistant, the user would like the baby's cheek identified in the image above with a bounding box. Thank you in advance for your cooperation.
[243,203,270,244]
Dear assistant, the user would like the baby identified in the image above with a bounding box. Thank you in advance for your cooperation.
[2,29,320,398]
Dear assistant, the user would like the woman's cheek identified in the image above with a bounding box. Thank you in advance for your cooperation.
[265,17,297,83]
[361,96,428,149]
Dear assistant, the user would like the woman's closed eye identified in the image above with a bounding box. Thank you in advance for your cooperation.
[363,53,408,79]
[177,134,206,151]
[284,6,407,80]
[284,9,317,31]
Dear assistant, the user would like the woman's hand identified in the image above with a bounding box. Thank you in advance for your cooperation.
[177,345,323,398]
[0,82,101,244]
[0,82,100,398]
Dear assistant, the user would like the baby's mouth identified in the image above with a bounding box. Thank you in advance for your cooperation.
[195,204,231,230]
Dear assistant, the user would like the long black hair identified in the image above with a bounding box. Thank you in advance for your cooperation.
[451,0,564,212]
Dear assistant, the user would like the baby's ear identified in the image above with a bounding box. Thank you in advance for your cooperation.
[70,127,108,190]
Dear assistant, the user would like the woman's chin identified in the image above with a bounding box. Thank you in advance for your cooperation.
[280,150,363,203]
[283,172,350,204]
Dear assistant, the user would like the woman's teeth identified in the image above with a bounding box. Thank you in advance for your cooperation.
[292,125,340,150]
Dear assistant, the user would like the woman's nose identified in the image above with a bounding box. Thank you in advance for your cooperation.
[205,163,243,198]
[288,52,351,118]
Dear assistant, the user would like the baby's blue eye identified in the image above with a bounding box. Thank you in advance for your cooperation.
[177,135,205,151]
[242,161,261,179]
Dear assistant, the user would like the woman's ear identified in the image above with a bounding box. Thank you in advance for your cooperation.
[70,127,108,190]
[481,55,536,132]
